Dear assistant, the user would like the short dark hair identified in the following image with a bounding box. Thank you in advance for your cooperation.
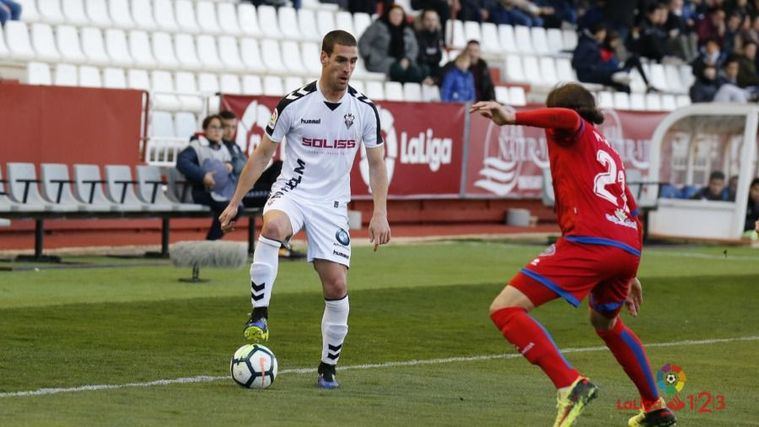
[545,83,605,124]
[322,30,357,55]
[709,171,726,181]
[466,39,481,47]
[202,114,222,129]
[219,110,237,120]
[421,8,438,18]
[751,177,759,188]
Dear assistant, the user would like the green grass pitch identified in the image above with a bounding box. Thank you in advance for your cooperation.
[1,241,757,426]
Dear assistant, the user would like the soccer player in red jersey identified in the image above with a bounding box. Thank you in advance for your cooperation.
[471,83,677,427]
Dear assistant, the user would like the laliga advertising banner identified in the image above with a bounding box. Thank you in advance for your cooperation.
[221,94,466,199]
[464,108,668,198]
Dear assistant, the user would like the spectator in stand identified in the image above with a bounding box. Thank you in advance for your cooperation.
[666,0,699,61]
[724,174,739,201]
[457,0,489,23]
[219,111,246,178]
[696,6,726,46]
[722,12,744,57]
[603,0,639,41]
[415,9,445,84]
[411,0,450,28]
[725,0,756,21]
[689,64,721,101]
[629,2,671,63]
[572,24,655,93]
[464,40,495,101]
[440,54,476,102]
[491,0,556,27]
[736,41,759,87]
[714,56,755,102]
[744,177,759,233]
[536,0,576,28]
[0,0,21,26]
[691,170,728,201]
[691,37,727,80]
[177,115,239,240]
[359,4,424,83]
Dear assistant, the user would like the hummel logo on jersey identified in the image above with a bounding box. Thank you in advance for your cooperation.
[300,118,321,124]
[344,113,354,129]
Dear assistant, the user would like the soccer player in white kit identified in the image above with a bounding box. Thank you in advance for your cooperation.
[219,30,391,389]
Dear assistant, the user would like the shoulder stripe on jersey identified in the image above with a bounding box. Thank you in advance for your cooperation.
[265,81,317,135]
[348,85,383,144]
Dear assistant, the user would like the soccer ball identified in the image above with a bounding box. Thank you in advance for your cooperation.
[230,344,278,389]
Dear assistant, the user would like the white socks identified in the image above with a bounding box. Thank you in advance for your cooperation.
[250,236,281,309]
[321,295,349,365]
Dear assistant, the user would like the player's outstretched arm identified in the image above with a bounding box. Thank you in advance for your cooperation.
[470,101,516,126]
[625,277,643,317]
[366,145,391,251]
[219,136,278,232]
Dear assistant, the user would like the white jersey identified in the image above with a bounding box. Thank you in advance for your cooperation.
[265,80,383,205]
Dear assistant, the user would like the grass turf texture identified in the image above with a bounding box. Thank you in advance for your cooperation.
[1,241,758,426]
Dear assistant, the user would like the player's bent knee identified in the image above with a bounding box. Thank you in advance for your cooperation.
[489,285,533,314]
[260,220,290,242]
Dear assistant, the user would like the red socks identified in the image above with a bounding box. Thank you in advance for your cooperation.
[491,307,579,389]
[596,318,660,410]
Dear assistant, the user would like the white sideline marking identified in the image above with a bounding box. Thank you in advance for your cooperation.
[2,335,758,398]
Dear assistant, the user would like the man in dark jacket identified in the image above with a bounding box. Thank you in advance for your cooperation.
[691,171,728,201]
[689,64,721,102]
[415,9,445,83]
[737,41,759,88]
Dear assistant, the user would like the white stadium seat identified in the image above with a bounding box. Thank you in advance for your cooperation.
[196,35,223,72]
[26,62,51,85]
[531,27,549,55]
[278,7,301,40]
[240,38,266,73]
[597,90,614,109]
[629,92,646,111]
[40,164,89,211]
[81,27,109,66]
[317,10,336,39]
[109,0,135,29]
[152,32,180,70]
[217,3,242,36]
[174,34,201,71]
[350,80,365,95]
[220,74,241,94]
[7,163,53,211]
[464,21,482,43]
[73,164,120,211]
[78,65,102,88]
[301,42,322,76]
[151,70,182,111]
[242,75,263,95]
[613,92,631,110]
[127,69,150,91]
[665,64,685,94]
[175,0,199,34]
[62,0,88,26]
[562,29,578,51]
[481,23,501,53]
[238,4,262,38]
[297,9,320,42]
[661,94,677,111]
[0,28,10,58]
[198,72,220,94]
[353,12,371,37]
[56,25,87,65]
[218,35,245,72]
[154,0,179,32]
[403,83,422,102]
[676,95,691,107]
[54,63,78,86]
[365,81,384,100]
[523,56,543,85]
[282,40,306,75]
[335,11,354,34]
[514,25,533,53]
[261,39,287,74]
[196,1,222,34]
[85,0,111,28]
[680,64,695,89]
[5,22,34,61]
[128,30,156,69]
[132,0,158,31]
[422,84,440,102]
[174,71,203,112]
[263,75,284,96]
[384,81,403,101]
[284,76,304,92]
[258,5,281,39]
[38,0,64,25]
[504,55,525,83]
[649,64,668,91]
[645,93,662,111]
[105,29,133,67]
[495,86,509,104]
[15,0,40,23]
[31,23,60,62]
[547,28,563,54]
[498,24,518,53]
[447,20,466,49]
[539,56,558,86]
[174,112,198,139]
[508,86,526,106]
[555,57,576,82]
[103,67,127,89]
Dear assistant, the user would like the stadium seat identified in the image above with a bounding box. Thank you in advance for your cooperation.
[109,0,135,30]
[174,34,201,71]
[40,164,90,212]
[498,24,518,53]
[72,164,120,211]
[31,23,60,62]
[240,38,266,73]
[384,81,403,101]
[422,84,440,102]
[676,95,691,108]
[284,76,304,92]
[238,3,263,38]
[503,55,526,83]
[530,27,550,55]
[539,56,558,86]
[258,5,281,39]
[6,163,53,211]
[56,25,87,65]
[26,62,51,85]
[154,0,179,32]
[301,42,322,75]
[282,40,307,75]
[522,56,542,85]
[151,32,179,70]
[317,10,336,39]
[136,165,204,211]
[481,23,501,53]
[664,64,685,93]
[129,30,156,69]
[220,74,241,94]
[629,68,647,93]
[649,64,668,92]
[335,11,354,34]
[132,0,157,31]
[62,0,88,26]
[555,57,575,82]
[104,165,154,211]
[242,75,263,95]
[403,83,422,102]
[353,12,371,38]
[350,79,365,94]
[597,91,614,109]
[198,72,220,94]
[174,111,197,139]
[679,64,695,89]
[613,92,631,110]
[645,93,662,111]
[174,71,203,112]
[53,63,78,86]
[261,39,287,74]
[546,28,563,54]
[197,35,224,72]
[447,20,466,49]
[562,29,578,51]
[85,0,111,28]
[78,65,102,88]
[508,86,526,106]
[365,81,384,100]
[495,86,509,103]
[0,27,9,58]
[629,92,646,111]
[103,67,127,89]
[196,1,222,35]
[661,94,677,111]
[127,69,150,92]
[278,7,301,40]
[217,2,242,36]
[5,21,34,61]
[464,20,482,43]
[105,29,133,67]
[297,9,320,42]
[15,0,39,23]
[514,25,533,54]
[175,0,199,34]
[218,36,245,73]
[263,75,284,96]
[151,71,182,111]
[81,27,109,66]
[38,0,64,25]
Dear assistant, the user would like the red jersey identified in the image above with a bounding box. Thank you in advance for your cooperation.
[515,108,642,251]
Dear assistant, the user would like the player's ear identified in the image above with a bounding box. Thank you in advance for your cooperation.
[320,51,328,65]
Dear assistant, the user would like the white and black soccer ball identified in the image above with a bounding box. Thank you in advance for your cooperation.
[230,344,278,389]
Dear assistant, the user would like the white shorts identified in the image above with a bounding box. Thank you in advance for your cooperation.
[263,195,352,267]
